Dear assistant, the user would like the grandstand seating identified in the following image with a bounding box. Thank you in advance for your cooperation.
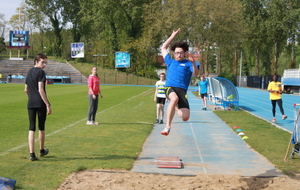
[0,59,87,83]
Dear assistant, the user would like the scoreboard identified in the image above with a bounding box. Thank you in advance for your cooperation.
[9,31,29,47]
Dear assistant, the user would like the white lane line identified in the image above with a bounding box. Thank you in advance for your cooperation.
[0,89,152,157]
[239,99,291,120]
[238,89,296,112]
[134,102,144,109]
[137,121,153,124]
[189,122,207,174]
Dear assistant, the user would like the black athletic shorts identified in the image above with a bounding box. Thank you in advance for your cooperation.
[156,97,166,105]
[165,87,189,109]
[200,93,208,99]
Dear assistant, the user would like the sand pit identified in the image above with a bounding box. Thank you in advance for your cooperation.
[57,170,300,190]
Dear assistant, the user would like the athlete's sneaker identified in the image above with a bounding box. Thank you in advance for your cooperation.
[159,120,163,124]
[93,122,99,125]
[282,115,287,120]
[161,127,170,136]
[86,121,93,125]
[155,119,159,123]
[29,156,38,161]
[203,107,207,110]
[272,118,276,122]
[39,148,49,157]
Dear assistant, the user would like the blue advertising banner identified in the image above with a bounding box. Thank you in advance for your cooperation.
[115,52,130,68]
[71,43,84,58]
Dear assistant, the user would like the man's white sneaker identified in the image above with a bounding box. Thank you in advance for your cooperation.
[86,121,93,125]
[161,127,171,136]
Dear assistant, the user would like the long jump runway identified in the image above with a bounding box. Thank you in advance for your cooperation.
[131,90,283,176]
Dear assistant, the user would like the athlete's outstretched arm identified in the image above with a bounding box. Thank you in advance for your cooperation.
[160,28,181,58]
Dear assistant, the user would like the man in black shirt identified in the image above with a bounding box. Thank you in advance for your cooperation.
[24,53,52,161]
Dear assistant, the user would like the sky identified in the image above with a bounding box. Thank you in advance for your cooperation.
[0,0,24,21]
[0,0,24,39]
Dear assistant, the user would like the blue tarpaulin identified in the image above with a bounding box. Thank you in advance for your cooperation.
[0,177,16,190]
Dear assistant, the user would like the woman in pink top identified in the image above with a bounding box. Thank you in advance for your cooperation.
[86,66,103,125]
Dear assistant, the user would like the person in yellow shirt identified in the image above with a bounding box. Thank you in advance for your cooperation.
[267,74,287,122]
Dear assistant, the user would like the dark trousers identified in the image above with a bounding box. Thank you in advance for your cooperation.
[88,94,98,121]
[271,99,284,117]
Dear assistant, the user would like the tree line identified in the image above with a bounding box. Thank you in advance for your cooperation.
[0,0,300,78]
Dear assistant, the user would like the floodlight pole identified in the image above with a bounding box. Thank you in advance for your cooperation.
[239,52,242,87]
[18,7,20,58]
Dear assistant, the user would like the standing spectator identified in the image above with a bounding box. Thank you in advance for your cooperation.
[87,66,103,125]
[154,73,167,124]
[160,28,199,136]
[8,74,12,83]
[24,53,52,161]
[198,75,209,110]
[267,74,287,122]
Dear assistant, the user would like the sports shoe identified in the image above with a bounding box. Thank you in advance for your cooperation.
[39,148,49,157]
[161,127,170,136]
[272,118,276,122]
[93,122,99,125]
[203,107,207,110]
[282,115,287,120]
[159,120,163,124]
[29,156,38,161]
[86,121,93,125]
[155,119,159,123]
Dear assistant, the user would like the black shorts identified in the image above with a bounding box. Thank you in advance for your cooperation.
[156,97,166,105]
[200,93,208,99]
[165,87,189,109]
[28,107,47,131]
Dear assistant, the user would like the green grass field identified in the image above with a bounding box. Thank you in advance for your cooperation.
[1,84,300,189]
[0,83,156,189]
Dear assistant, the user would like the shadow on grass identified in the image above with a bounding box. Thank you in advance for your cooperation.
[241,168,300,190]
[239,106,256,111]
[43,154,137,162]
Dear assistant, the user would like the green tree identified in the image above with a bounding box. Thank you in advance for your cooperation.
[9,2,29,31]
[242,0,269,76]
[0,13,7,40]
[25,0,68,57]
[26,4,52,54]
[81,0,154,69]
[0,37,6,53]
[284,0,300,69]
[160,0,244,75]
[264,0,290,75]
[63,0,91,43]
